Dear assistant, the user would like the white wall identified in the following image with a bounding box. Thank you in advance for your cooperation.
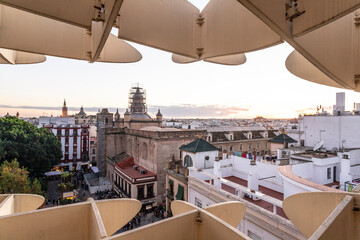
[195,151,217,169]
[349,149,360,166]
[256,162,283,193]
[302,115,360,149]
[183,150,218,169]
[292,163,313,180]
[188,187,216,208]
[38,117,75,127]
[281,175,319,199]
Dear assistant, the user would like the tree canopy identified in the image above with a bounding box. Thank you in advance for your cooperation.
[0,117,62,178]
[0,159,42,195]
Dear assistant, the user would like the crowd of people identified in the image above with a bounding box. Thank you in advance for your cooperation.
[119,213,142,232]
[94,189,119,200]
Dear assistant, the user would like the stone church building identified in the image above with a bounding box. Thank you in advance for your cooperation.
[96,85,205,206]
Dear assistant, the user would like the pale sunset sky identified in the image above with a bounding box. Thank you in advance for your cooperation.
[1,0,359,119]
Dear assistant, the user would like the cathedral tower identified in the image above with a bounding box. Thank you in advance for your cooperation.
[62,99,68,117]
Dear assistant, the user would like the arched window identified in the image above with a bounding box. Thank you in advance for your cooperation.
[184,155,193,168]
[142,142,148,159]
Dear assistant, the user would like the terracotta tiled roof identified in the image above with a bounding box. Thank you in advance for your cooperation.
[115,157,156,179]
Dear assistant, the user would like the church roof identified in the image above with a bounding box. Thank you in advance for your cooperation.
[78,106,86,116]
[130,112,152,120]
[179,138,218,153]
[269,133,297,143]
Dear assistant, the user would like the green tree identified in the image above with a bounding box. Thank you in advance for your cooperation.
[0,117,62,178]
[0,159,42,195]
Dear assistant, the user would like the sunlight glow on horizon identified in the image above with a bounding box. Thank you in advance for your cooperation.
[1,0,359,119]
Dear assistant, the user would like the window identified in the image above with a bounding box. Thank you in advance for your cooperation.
[184,155,193,168]
[73,138,77,145]
[65,146,69,153]
[92,149,95,154]
[92,156,95,161]
[65,137,69,144]
[239,144,242,151]
[57,129,61,136]
[65,129,69,137]
[229,145,233,151]
[65,155,68,160]
[248,143,252,150]
[256,142,260,149]
[147,184,154,198]
[175,185,184,200]
[230,134,233,140]
[195,197,202,208]
[137,185,144,199]
[169,179,174,195]
[83,129,87,134]
[327,167,331,179]
[265,142,268,148]
[219,146,223,151]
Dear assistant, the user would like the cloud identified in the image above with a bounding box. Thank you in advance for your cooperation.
[147,104,250,118]
[295,106,332,114]
[0,104,250,118]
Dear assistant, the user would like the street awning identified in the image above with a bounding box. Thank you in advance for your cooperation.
[175,184,184,200]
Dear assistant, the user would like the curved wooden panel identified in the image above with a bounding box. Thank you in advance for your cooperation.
[171,200,197,216]
[118,0,200,58]
[98,34,142,63]
[292,0,360,36]
[13,51,46,64]
[202,0,282,59]
[285,50,343,89]
[205,53,246,66]
[172,53,246,66]
[204,201,246,228]
[13,194,45,213]
[283,192,360,238]
[172,54,199,64]
[0,0,93,28]
[96,198,141,236]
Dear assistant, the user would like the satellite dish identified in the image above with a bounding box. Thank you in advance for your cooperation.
[313,140,324,151]
[331,147,338,154]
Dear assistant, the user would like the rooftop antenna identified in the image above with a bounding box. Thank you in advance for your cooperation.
[313,140,324,152]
